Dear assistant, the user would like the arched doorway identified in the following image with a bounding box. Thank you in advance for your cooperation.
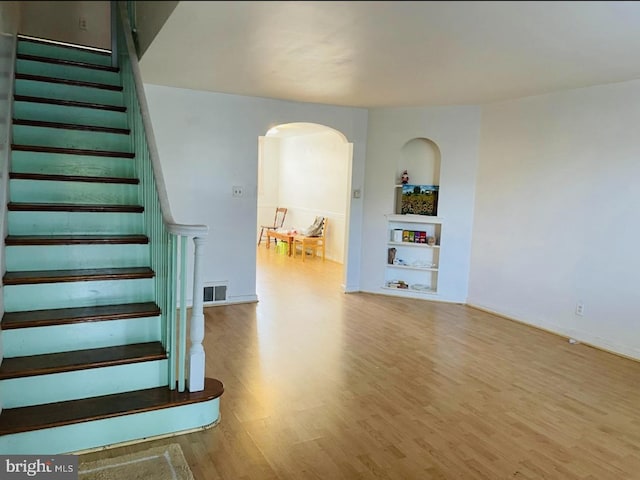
[257,122,353,286]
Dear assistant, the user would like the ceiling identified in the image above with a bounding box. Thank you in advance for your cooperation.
[139,1,640,108]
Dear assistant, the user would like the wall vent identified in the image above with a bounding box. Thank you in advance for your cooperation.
[203,283,227,305]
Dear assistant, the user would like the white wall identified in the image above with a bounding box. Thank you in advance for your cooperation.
[20,1,110,49]
[257,136,281,230]
[360,106,481,303]
[143,85,368,302]
[275,131,349,263]
[469,80,640,360]
[0,1,20,36]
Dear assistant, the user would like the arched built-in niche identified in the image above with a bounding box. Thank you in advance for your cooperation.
[395,137,442,214]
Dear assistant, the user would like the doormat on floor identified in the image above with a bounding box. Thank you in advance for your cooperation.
[78,443,194,480]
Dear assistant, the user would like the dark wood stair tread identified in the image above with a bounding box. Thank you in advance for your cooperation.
[15,73,123,91]
[6,234,148,246]
[11,144,135,158]
[2,302,161,330]
[8,202,143,213]
[0,377,224,435]
[14,94,126,112]
[17,53,119,72]
[3,267,154,285]
[9,172,139,184]
[13,118,130,135]
[18,35,111,56]
[0,342,166,380]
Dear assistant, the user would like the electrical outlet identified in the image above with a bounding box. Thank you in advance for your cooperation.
[232,186,244,197]
[575,303,585,316]
[79,16,88,31]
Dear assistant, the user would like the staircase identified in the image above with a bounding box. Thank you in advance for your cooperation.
[0,33,223,454]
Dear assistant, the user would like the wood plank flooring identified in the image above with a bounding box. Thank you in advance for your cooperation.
[79,246,640,479]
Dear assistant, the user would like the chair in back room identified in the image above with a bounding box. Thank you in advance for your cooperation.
[258,207,287,245]
[293,217,327,262]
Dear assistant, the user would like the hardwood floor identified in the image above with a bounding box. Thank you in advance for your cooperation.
[80,246,640,479]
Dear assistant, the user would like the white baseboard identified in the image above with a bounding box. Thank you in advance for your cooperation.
[226,294,258,305]
[358,287,464,304]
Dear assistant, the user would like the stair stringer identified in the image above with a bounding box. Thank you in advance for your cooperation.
[0,27,19,389]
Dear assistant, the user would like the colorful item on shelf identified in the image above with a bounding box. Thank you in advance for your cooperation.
[401,184,439,216]
[399,230,429,243]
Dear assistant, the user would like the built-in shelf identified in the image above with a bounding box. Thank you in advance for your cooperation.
[386,264,438,272]
[387,241,440,249]
[381,286,437,295]
[387,137,442,298]
[385,214,443,224]
[384,214,442,296]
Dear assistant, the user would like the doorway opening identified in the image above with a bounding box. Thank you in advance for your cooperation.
[256,122,354,290]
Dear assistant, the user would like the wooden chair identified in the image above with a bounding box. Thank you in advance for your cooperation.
[258,207,287,245]
[293,218,327,262]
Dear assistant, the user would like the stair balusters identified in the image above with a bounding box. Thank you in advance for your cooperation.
[117,3,208,392]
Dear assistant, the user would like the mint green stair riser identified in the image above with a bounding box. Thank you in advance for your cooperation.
[18,40,112,67]
[10,180,138,204]
[13,125,130,152]
[3,316,161,356]
[0,360,168,408]
[3,278,154,312]
[12,150,135,178]
[6,244,149,271]
[16,59,121,86]
[14,101,127,129]
[8,211,143,235]
[0,400,220,455]
[15,79,123,106]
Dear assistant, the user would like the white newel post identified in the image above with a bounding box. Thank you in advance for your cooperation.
[188,236,206,392]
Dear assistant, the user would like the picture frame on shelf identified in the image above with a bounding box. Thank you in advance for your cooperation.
[400,185,439,216]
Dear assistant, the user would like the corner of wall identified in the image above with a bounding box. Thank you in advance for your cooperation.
[0,1,21,35]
